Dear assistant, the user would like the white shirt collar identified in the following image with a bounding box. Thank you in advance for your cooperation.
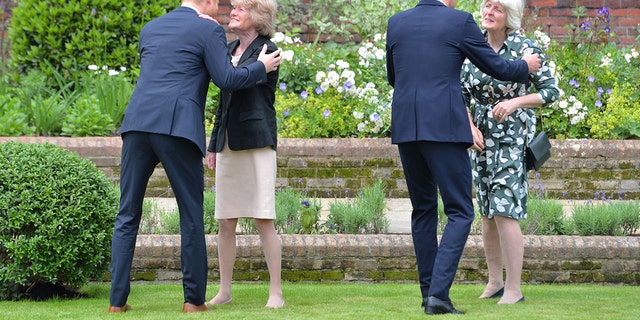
[181,3,201,15]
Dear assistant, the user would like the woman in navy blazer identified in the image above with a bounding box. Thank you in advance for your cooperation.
[205,0,284,309]
[386,0,541,315]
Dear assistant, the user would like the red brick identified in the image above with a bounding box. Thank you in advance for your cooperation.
[528,0,557,6]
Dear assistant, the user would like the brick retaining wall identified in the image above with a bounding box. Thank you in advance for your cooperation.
[1,137,639,199]
[2,137,639,284]
[129,234,640,285]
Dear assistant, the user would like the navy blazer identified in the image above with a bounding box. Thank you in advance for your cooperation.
[386,0,529,147]
[120,6,267,155]
[208,36,279,153]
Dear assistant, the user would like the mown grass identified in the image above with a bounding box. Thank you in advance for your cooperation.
[0,282,638,319]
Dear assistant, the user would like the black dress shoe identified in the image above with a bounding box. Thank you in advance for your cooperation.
[425,296,464,315]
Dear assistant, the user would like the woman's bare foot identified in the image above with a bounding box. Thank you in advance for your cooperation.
[265,295,285,309]
[207,294,232,305]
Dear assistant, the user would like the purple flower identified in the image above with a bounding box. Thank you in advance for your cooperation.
[315,86,324,95]
[91,8,97,16]
[587,76,595,82]
[343,81,353,89]
[606,88,612,95]
[597,87,604,93]
[568,79,579,88]
[279,82,287,91]
[595,100,602,107]
[597,6,610,18]
[283,110,290,117]
[300,90,308,99]
[103,15,108,23]
[580,21,591,31]
[371,112,380,121]
[323,109,331,118]
[301,200,310,207]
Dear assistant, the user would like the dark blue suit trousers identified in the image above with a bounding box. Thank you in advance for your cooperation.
[398,141,475,301]
[110,132,206,306]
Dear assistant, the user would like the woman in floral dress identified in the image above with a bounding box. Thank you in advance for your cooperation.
[460,0,560,304]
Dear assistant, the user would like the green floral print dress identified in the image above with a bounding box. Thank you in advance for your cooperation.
[460,32,560,220]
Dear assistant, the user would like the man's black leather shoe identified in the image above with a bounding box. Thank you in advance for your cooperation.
[425,296,464,315]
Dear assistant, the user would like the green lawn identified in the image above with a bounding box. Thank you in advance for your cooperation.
[0,282,638,319]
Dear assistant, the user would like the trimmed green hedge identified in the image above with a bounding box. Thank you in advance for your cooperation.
[0,142,119,300]
[9,0,174,82]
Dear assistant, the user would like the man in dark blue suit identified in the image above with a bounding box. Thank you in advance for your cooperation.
[108,0,281,313]
[386,0,541,315]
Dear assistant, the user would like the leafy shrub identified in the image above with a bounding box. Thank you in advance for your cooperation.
[0,142,119,300]
[9,0,174,83]
[521,197,568,235]
[61,96,115,137]
[273,186,321,234]
[326,180,389,234]
[587,82,640,139]
[571,200,640,236]
[526,6,640,139]
[0,97,30,136]
[203,189,219,235]
[273,33,392,138]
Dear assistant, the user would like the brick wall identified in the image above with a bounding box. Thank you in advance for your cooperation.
[1,137,639,200]
[1,1,638,46]
[128,234,640,284]
[526,0,640,45]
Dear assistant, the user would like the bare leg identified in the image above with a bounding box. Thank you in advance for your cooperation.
[255,218,284,308]
[479,216,505,298]
[495,216,524,304]
[207,218,237,305]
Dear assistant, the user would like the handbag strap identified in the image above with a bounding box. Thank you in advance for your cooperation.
[526,107,543,147]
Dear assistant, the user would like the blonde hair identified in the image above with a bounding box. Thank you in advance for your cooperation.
[231,0,278,37]
[480,0,524,33]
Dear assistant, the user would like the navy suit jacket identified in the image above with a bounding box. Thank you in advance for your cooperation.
[386,0,529,147]
[120,6,267,155]
[208,36,279,153]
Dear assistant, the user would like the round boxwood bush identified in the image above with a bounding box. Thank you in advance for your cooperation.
[0,142,119,300]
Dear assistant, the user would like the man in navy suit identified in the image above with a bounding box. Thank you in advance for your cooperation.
[108,0,281,313]
[386,0,540,315]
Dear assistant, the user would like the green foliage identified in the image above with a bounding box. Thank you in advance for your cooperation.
[571,200,640,236]
[0,142,118,300]
[61,96,115,137]
[277,0,415,44]
[276,89,361,138]
[13,69,77,136]
[203,189,219,235]
[85,65,136,128]
[0,97,30,136]
[521,196,569,235]
[587,82,640,139]
[526,6,640,139]
[273,34,392,138]
[8,0,173,84]
[139,199,163,235]
[326,180,389,234]
[273,187,321,234]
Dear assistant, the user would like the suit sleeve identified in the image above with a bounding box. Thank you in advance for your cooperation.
[458,15,529,84]
[203,26,267,91]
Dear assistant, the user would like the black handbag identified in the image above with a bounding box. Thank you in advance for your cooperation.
[526,131,551,171]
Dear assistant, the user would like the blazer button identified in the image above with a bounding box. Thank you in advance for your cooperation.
[487,98,494,104]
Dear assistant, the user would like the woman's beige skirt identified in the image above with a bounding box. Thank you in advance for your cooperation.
[214,141,276,220]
